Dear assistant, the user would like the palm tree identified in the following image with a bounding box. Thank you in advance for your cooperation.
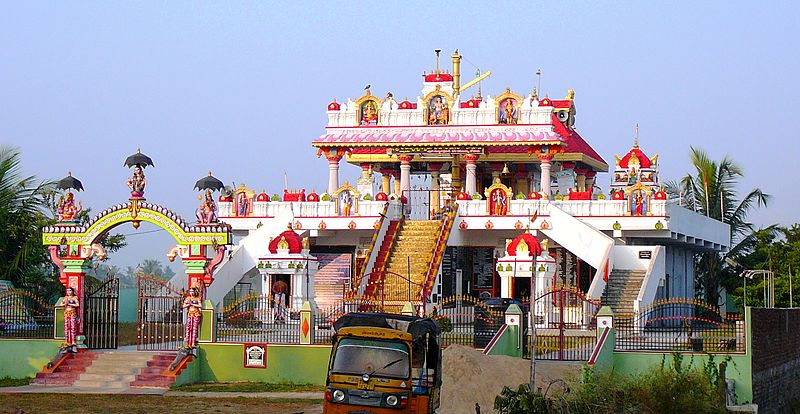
[666,147,769,306]
[0,146,54,283]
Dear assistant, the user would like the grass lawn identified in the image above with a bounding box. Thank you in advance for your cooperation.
[0,394,321,414]
[0,377,30,387]
[172,382,325,393]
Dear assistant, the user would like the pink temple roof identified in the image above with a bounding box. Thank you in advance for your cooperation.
[314,128,564,146]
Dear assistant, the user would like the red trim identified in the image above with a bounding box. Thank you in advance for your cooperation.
[587,327,609,365]
[482,324,509,354]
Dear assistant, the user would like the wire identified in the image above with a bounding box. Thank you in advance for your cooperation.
[116,228,167,237]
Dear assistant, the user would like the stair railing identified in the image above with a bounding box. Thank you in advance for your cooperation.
[363,214,405,299]
[350,202,390,296]
[419,205,459,305]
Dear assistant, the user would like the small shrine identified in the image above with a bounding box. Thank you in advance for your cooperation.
[257,225,319,310]
[611,125,666,216]
[496,233,556,302]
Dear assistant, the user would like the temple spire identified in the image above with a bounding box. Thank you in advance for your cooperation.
[634,123,639,148]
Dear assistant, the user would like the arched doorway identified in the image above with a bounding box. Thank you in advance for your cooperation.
[43,199,232,350]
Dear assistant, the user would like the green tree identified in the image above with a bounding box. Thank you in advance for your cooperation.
[0,146,55,287]
[736,225,800,307]
[666,147,769,306]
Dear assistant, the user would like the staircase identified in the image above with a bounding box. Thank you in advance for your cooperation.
[314,253,352,309]
[363,220,400,297]
[382,220,442,301]
[32,351,179,390]
[601,269,647,317]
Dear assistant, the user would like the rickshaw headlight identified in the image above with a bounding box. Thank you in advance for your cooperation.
[386,395,399,406]
[332,389,346,402]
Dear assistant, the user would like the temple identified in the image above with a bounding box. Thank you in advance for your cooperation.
[208,50,729,319]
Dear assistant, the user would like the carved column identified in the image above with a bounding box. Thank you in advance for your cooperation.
[585,171,597,193]
[357,163,373,196]
[380,169,392,195]
[398,155,413,199]
[392,171,401,196]
[537,154,554,197]
[464,154,479,195]
[326,154,342,195]
[575,168,588,192]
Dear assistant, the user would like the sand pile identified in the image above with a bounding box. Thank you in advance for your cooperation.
[439,345,579,414]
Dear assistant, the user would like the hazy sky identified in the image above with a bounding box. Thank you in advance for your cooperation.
[2,2,798,271]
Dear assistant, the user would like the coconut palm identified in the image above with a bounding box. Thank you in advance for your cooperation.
[666,147,769,306]
[0,146,54,283]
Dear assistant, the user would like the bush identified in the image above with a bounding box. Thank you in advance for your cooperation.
[495,357,727,414]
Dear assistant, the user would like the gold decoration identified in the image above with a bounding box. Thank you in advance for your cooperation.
[565,89,575,100]
[484,177,513,215]
[494,89,523,125]
[332,181,360,216]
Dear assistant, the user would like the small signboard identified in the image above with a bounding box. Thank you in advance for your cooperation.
[244,344,267,369]
[638,250,652,259]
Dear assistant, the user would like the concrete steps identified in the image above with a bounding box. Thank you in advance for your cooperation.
[31,351,178,390]
[602,270,647,316]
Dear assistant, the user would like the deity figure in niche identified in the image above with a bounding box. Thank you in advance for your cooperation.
[236,191,251,217]
[490,188,509,216]
[63,286,80,353]
[627,166,639,185]
[196,190,218,224]
[182,284,203,355]
[630,189,648,216]
[360,100,378,126]
[57,192,82,222]
[340,190,354,216]
[127,165,147,198]
[428,96,449,125]
[499,98,519,124]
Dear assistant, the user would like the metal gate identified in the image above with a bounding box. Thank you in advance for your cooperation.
[434,295,505,349]
[530,287,601,361]
[137,274,184,351]
[83,278,119,349]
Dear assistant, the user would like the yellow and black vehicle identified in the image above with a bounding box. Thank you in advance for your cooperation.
[323,312,442,414]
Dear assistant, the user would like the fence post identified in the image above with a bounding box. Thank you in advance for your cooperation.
[505,304,523,358]
[300,301,313,345]
[588,306,615,371]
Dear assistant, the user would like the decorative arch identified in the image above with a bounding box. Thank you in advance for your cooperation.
[42,201,231,247]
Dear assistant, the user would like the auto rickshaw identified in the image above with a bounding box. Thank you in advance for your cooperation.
[323,312,442,414]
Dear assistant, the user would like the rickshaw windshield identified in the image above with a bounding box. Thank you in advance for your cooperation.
[332,338,410,379]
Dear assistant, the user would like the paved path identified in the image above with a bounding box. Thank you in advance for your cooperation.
[0,385,322,399]
[166,391,322,399]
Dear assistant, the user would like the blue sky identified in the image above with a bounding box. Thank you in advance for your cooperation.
[2,2,798,270]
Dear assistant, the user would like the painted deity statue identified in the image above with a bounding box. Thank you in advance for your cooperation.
[361,101,378,126]
[196,190,218,224]
[492,189,508,216]
[127,165,147,198]
[271,279,289,323]
[236,191,250,217]
[57,192,82,222]
[341,191,354,216]
[428,97,449,125]
[182,286,203,354]
[63,287,80,353]
[501,99,517,124]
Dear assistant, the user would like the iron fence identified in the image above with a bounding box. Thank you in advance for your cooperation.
[614,298,745,353]
[0,289,54,339]
[217,294,300,344]
[137,274,184,351]
[84,278,119,349]
[433,295,505,349]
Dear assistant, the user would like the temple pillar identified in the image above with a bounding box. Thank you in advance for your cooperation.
[428,162,443,215]
[537,155,553,197]
[451,163,462,193]
[392,171,401,196]
[489,162,503,182]
[398,155,413,198]
[464,154,479,195]
[515,172,528,195]
[380,169,392,195]
[575,168,588,192]
[357,163,373,196]
[585,171,597,192]
[327,154,342,195]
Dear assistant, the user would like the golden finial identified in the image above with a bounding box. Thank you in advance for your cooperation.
[505,87,511,94]
[566,89,575,100]
[531,87,538,101]
[634,123,639,148]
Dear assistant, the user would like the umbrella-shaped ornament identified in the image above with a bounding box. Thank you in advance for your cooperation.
[57,171,84,191]
[194,172,224,192]
[124,149,154,168]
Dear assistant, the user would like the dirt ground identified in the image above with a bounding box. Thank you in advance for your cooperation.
[439,344,581,414]
[0,394,322,414]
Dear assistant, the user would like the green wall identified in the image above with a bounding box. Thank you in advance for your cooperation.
[610,308,754,405]
[195,343,332,385]
[485,325,523,358]
[0,339,62,379]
